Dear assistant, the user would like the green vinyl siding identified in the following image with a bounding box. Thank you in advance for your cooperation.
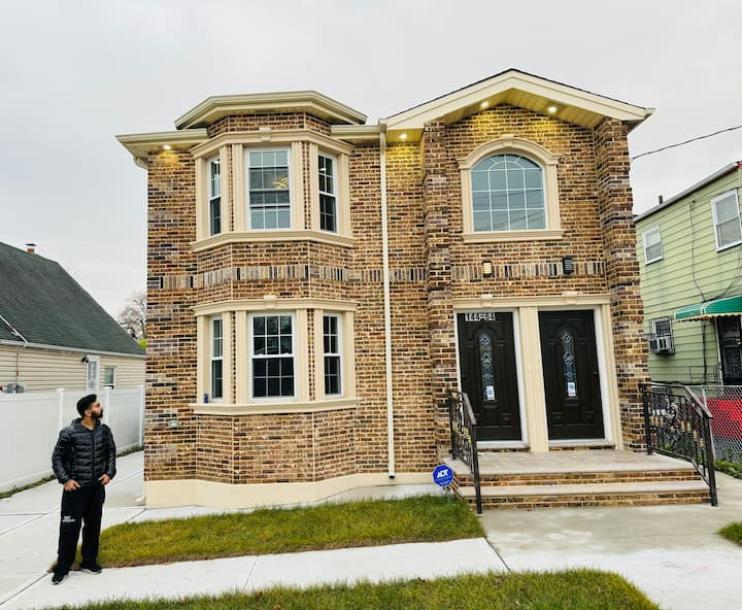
[636,167,742,383]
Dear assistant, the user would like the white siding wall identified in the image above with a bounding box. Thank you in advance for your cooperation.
[0,345,144,392]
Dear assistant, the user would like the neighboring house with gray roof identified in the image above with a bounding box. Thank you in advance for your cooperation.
[0,242,144,393]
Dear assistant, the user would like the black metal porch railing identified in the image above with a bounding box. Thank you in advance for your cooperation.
[448,390,482,514]
[641,382,718,506]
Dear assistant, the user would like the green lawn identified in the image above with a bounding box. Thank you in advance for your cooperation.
[97,495,484,567]
[716,459,742,480]
[719,522,742,546]
[45,570,659,610]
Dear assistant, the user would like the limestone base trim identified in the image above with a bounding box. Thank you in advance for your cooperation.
[144,472,432,509]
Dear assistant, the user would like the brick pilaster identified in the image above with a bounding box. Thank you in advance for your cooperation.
[593,118,650,449]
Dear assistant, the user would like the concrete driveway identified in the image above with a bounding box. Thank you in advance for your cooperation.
[482,472,742,610]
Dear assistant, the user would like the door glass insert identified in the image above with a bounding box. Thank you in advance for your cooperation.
[560,328,578,398]
[478,332,496,401]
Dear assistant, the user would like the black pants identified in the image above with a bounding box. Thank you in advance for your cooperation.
[56,485,105,573]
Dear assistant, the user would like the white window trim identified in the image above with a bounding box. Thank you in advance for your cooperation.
[193,131,355,249]
[459,136,563,243]
[210,315,224,402]
[208,155,221,236]
[642,226,663,264]
[245,147,295,232]
[85,355,100,391]
[318,152,339,234]
[248,311,297,402]
[103,366,116,390]
[711,189,742,252]
[322,313,343,397]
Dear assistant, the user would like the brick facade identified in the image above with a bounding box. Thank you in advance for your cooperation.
[129,75,651,506]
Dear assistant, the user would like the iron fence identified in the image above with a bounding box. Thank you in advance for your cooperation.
[448,391,482,514]
[641,382,717,505]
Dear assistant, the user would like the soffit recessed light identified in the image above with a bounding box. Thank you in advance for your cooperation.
[399,133,408,141]
[162,144,172,150]
[480,101,489,109]
[546,104,559,115]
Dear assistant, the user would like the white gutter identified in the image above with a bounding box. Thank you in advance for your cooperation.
[379,123,395,479]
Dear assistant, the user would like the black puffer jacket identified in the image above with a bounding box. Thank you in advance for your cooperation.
[52,419,117,486]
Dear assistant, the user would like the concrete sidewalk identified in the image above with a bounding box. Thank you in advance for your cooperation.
[2,538,504,609]
[482,472,742,610]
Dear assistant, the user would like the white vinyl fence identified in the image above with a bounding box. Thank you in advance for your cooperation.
[0,386,144,493]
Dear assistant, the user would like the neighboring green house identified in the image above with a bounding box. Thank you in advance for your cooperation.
[636,161,742,385]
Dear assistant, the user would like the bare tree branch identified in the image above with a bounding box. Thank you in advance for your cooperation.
[117,291,146,340]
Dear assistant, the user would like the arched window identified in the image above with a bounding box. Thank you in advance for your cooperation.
[471,154,545,232]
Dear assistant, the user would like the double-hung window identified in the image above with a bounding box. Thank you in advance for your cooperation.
[247,149,291,230]
[251,314,295,398]
[642,227,663,264]
[208,157,221,235]
[210,316,223,400]
[712,190,742,251]
[103,366,116,390]
[318,154,338,232]
[323,314,342,396]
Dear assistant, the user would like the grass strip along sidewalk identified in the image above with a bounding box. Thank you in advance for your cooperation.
[97,495,484,567]
[45,570,660,610]
[719,522,742,546]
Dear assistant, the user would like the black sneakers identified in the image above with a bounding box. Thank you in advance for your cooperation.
[51,572,68,585]
[79,562,103,575]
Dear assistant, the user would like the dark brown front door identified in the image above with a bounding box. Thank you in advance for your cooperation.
[539,310,604,440]
[717,317,742,384]
[457,312,521,441]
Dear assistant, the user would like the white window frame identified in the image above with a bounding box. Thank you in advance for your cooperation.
[711,189,742,252]
[208,156,221,236]
[245,147,293,231]
[103,366,116,390]
[322,313,343,396]
[248,311,297,401]
[318,152,339,234]
[642,226,663,264]
[85,355,100,391]
[471,153,548,233]
[210,315,224,402]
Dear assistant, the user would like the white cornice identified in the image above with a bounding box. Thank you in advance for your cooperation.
[175,91,367,129]
[116,130,209,167]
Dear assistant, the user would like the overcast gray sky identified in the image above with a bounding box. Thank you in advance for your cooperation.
[1,0,741,316]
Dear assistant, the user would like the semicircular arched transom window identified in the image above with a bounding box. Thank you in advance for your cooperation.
[471,154,546,232]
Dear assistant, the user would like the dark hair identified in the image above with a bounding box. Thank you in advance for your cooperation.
[76,394,97,416]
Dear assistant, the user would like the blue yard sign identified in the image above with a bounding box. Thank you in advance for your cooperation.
[432,464,453,487]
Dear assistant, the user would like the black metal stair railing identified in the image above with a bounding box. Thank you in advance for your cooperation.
[641,382,718,506]
[448,390,482,514]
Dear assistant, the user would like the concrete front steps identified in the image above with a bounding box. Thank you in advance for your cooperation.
[445,450,711,510]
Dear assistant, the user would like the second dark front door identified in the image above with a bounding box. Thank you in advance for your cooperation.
[457,312,521,441]
[539,310,605,440]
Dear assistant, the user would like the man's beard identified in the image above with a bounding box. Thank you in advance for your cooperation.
[92,409,103,420]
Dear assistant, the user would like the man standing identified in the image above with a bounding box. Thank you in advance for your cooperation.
[51,394,116,585]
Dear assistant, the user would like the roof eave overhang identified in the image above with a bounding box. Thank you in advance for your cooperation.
[116,130,209,168]
[175,91,367,130]
[383,70,653,138]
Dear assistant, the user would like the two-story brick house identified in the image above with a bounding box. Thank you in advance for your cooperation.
[119,69,710,509]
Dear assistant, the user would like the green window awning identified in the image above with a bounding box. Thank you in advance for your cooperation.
[674,295,742,321]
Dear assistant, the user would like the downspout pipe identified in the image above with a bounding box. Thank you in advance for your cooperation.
[379,122,395,479]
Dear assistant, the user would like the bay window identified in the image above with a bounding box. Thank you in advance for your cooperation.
[247,149,291,230]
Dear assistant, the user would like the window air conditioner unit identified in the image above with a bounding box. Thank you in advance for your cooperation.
[648,335,660,353]
[657,335,675,354]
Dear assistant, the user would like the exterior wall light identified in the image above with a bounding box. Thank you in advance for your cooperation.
[399,133,408,141]
[547,104,559,115]
[480,101,489,109]
[482,261,493,276]
[562,256,575,275]
[162,144,172,150]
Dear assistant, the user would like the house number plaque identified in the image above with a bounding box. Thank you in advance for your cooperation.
[464,312,497,322]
